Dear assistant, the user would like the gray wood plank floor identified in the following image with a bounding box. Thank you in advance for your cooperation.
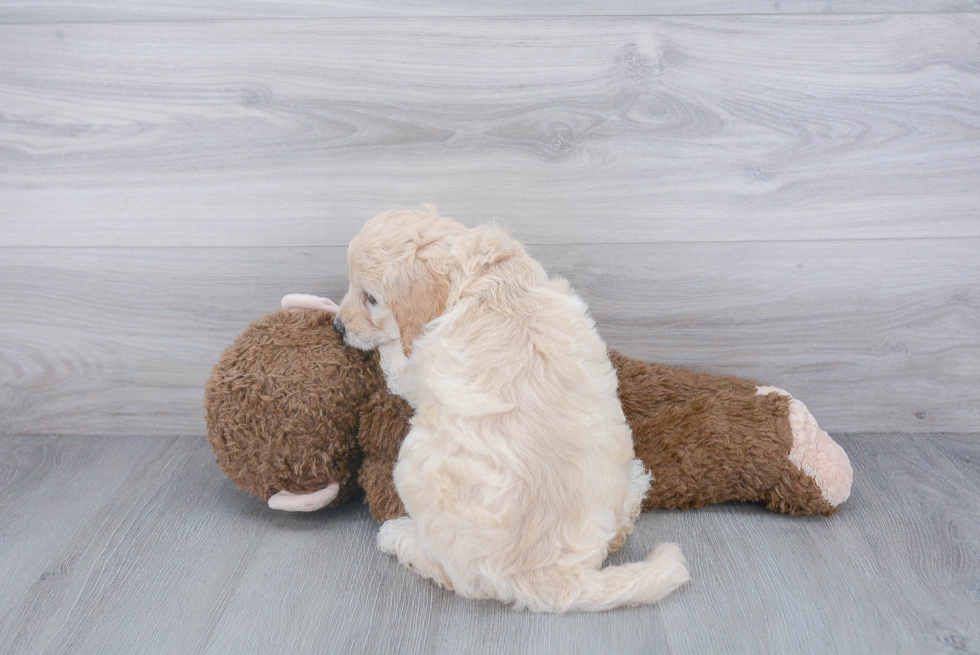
[1,433,977,655]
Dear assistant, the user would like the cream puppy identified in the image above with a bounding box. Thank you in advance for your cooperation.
[334,206,689,612]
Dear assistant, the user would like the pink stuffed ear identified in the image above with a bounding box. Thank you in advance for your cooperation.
[268,484,340,512]
[280,294,339,314]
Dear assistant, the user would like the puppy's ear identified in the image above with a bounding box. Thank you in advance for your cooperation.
[451,225,525,291]
[465,225,519,268]
[389,256,450,356]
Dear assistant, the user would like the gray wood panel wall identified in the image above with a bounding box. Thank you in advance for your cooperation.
[2,1,979,22]
[1,5,978,436]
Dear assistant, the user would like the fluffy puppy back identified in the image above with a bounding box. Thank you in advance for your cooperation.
[406,223,689,612]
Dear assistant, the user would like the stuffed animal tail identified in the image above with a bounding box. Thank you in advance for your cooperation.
[554,543,689,612]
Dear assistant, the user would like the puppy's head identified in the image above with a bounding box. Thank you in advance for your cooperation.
[335,205,466,355]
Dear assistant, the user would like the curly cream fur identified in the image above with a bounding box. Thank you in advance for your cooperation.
[337,207,689,612]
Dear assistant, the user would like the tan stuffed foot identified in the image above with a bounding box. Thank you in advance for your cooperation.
[280,294,339,314]
[756,386,853,507]
[378,517,453,590]
[268,483,340,512]
[786,398,852,506]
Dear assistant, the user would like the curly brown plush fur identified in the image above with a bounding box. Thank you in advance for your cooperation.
[205,311,379,507]
[610,352,836,516]
[206,310,850,521]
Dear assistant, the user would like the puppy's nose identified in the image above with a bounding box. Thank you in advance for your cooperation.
[333,315,346,337]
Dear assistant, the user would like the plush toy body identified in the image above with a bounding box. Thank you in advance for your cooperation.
[206,304,852,521]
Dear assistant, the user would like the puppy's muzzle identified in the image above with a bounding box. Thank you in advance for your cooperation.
[333,315,346,338]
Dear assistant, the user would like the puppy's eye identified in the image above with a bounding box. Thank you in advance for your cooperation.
[363,292,377,307]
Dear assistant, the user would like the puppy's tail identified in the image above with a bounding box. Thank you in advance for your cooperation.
[559,543,689,612]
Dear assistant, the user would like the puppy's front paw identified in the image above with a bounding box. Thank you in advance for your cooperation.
[378,341,412,399]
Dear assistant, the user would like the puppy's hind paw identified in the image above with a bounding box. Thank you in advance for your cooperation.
[377,516,416,555]
[377,516,454,590]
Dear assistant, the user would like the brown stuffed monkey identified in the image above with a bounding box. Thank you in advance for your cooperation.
[205,298,852,521]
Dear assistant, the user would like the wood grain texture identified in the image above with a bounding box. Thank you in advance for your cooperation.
[1,239,976,436]
[3,0,980,22]
[2,16,979,247]
[1,434,977,654]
